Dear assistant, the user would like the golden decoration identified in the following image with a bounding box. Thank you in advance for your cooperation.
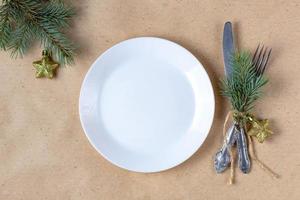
[247,116,273,143]
[33,50,59,79]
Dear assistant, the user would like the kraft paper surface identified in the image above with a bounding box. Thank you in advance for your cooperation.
[1,0,299,199]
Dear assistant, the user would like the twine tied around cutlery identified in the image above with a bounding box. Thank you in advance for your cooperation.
[222,111,279,185]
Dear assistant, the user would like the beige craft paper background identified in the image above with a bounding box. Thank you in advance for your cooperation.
[1,0,299,199]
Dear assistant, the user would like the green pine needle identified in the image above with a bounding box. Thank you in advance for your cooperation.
[221,51,268,113]
[0,0,76,65]
[0,2,13,49]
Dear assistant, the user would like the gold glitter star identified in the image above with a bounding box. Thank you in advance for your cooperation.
[33,50,59,79]
[248,118,273,143]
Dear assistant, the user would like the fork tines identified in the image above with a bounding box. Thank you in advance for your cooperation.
[252,44,272,76]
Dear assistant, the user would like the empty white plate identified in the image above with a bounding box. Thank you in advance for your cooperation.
[79,37,214,172]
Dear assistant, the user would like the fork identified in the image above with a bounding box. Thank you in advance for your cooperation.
[252,44,272,76]
[214,45,272,174]
[235,45,272,173]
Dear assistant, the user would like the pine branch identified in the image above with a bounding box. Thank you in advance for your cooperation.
[0,2,13,49]
[8,20,35,57]
[0,0,76,65]
[37,22,75,64]
[221,51,268,113]
[39,2,75,28]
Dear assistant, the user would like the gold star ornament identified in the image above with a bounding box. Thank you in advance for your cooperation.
[33,50,59,79]
[247,117,273,143]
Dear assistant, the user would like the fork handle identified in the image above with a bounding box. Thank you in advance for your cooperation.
[236,125,251,173]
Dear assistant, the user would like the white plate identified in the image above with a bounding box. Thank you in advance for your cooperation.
[79,37,214,172]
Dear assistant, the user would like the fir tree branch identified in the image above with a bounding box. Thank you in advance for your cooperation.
[37,22,75,64]
[9,20,35,57]
[0,2,13,50]
[0,0,76,65]
[221,51,268,113]
[39,2,75,28]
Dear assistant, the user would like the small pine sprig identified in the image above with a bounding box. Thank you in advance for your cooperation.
[0,0,75,65]
[221,51,268,114]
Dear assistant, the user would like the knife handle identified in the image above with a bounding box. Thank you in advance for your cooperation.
[214,123,237,173]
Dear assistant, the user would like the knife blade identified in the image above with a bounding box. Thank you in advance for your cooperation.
[223,21,235,77]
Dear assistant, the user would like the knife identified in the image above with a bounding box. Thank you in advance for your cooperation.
[214,22,236,173]
[223,21,235,77]
[214,22,251,174]
[222,22,251,174]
